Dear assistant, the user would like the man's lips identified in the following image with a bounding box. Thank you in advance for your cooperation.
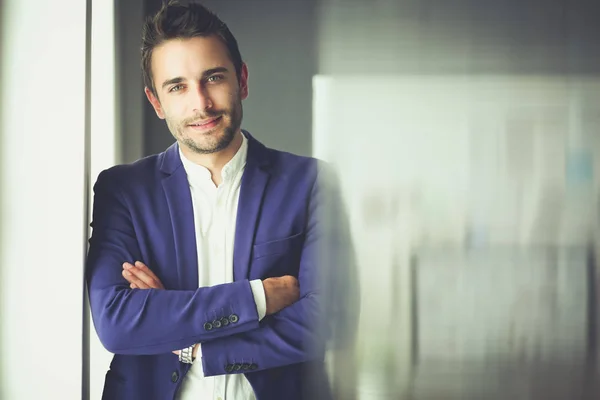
[188,116,221,127]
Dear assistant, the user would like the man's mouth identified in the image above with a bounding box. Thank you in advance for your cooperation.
[188,116,222,129]
[188,116,223,132]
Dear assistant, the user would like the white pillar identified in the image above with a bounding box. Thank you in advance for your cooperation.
[89,0,120,398]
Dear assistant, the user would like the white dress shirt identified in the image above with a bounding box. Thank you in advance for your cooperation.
[176,133,266,400]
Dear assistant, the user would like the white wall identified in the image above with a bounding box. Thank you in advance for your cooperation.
[0,0,88,398]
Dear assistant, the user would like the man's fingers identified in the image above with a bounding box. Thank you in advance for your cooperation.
[122,269,150,289]
[134,261,160,280]
[122,261,165,289]
[133,261,165,289]
[122,262,159,289]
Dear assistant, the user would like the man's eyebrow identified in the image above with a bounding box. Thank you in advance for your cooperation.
[202,67,229,78]
[161,77,184,90]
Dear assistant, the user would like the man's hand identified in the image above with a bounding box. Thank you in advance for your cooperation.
[122,261,165,289]
[262,275,300,315]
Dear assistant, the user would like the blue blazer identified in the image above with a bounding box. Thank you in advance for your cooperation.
[86,132,353,400]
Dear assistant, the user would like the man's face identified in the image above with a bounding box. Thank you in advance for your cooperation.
[145,36,248,155]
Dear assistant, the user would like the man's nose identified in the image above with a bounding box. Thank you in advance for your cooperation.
[191,85,213,112]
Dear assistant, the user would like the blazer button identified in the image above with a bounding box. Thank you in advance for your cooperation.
[225,364,234,373]
[171,371,179,383]
[234,363,242,371]
[212,319,222,329]
[229,314,239,324]
[203,322,213,331]
[242,363,250,370]
[220,317,229,326]
[249,363,258,370]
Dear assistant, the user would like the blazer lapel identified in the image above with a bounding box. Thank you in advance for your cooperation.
[160,143,199,290]
[233,132,271,281]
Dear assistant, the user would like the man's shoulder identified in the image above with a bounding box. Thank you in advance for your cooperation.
[95,151,165,189]
[263,146,323,179]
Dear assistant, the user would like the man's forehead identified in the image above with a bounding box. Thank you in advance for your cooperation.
[151,36,231,75]
[153,36,229,63]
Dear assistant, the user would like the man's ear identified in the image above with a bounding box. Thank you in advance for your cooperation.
[239,63,249,100]
[144,87,165,119]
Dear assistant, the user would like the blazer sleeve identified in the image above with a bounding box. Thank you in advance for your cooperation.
[199,162,360,376]
[86,169,260,355]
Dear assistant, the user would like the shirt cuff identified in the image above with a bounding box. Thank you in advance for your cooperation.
[249,279,267,321]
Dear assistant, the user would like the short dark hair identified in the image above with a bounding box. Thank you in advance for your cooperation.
[141,1,243,96]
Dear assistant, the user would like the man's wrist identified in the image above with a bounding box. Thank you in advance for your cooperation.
[179,345,195,364]
[250,279,267,320]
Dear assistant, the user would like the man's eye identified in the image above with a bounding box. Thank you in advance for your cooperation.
[169,84,184,92]
[207,75,224,83]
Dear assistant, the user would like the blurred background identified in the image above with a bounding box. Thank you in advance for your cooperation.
[2,0,600,398]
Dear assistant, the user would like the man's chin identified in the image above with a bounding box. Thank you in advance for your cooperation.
[179,125,237,153]
[184,138,232,155]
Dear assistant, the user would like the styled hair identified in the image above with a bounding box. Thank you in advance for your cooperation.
[141,1,243,95]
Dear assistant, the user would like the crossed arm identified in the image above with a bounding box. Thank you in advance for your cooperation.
[120,260,298,359]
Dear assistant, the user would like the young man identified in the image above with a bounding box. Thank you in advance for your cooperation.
[86,1,357,399]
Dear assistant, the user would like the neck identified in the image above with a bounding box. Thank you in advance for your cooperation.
[180,131,243,186]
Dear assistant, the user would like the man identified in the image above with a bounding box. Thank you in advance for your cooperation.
[86,1,358,399]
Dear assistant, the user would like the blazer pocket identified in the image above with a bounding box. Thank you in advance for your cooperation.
[253,232,304,260]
